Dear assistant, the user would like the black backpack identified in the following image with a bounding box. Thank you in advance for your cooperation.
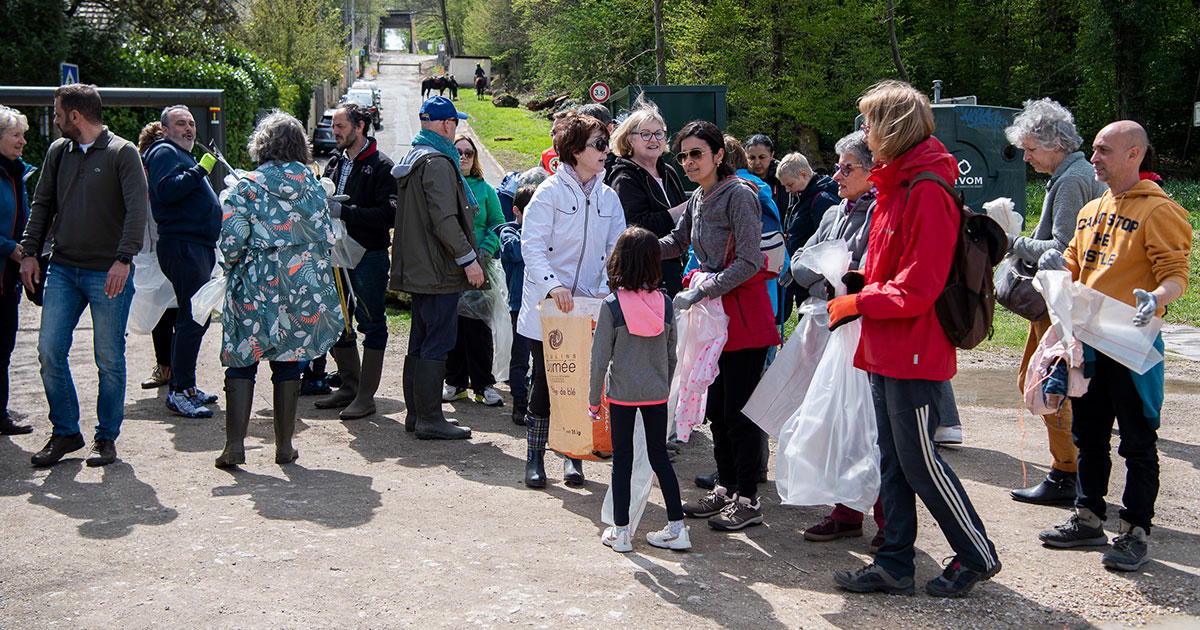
[902,172,1007,350]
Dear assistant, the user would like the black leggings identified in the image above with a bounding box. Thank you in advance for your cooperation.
[708,346,768,500]
[610,402,684,526]
[527,337,551,418]
[151,308,178,367]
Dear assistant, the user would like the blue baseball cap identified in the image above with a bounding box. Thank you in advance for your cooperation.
[419,96,469,121]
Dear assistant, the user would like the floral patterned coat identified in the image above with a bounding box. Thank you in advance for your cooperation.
[219,161,345,368]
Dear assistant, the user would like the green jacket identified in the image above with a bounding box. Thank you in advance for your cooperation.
[389,147,478,294]
[465,175,503,256]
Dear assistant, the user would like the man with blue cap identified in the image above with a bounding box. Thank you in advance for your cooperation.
[390,95,484,440]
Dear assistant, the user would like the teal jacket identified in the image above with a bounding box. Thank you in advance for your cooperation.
[465,175,503,256]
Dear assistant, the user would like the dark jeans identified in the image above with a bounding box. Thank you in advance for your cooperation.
[708,346,768,500]
[408,292,460,361]
[527,337,550,418]
[151,307,178,367]
[1071,351,1160,531]
[0,287,19,412]
[158,239,216,392]
[446,316,495,391]
[332,248,390,350]
[610,403,684,526]
[870,373,999,578]
[226,360,304,383]
[508,311,531,410]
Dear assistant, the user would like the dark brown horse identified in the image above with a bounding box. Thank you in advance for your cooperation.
[475,75,487,100]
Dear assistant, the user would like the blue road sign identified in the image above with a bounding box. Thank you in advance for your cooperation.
[60,62,79,86]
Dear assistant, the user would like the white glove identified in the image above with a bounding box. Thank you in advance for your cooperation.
[1038,249,1066,271]
[1132,289,1157,327]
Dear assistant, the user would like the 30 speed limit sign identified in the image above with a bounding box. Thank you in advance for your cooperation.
[589,82,610,103]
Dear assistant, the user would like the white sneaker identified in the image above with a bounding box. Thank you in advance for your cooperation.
[442,385,467,402]
[477,385,503,407]
[647,523,691,551]
[934,425,963,445]
[602,526,632,553]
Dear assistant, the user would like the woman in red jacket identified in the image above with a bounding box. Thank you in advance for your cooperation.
[828,81,1000,598]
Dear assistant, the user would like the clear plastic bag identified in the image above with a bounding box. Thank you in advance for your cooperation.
[329,219,367,269]
[127,251,177,335]
[190,275,227,325]
[666,289,728,443]
[601,411,655,534]
[488,260,512,380]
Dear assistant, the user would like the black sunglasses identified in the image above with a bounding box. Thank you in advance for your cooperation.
[586,138,608,152]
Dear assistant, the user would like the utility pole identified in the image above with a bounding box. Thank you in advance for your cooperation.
[344,0,354,87]
[654,0,666,85]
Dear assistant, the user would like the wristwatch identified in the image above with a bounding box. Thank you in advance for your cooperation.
[21,250,37,259]
[116,254,132,265]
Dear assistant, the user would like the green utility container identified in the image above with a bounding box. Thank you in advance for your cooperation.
[930,104,1026,216]
[606,85,728,190]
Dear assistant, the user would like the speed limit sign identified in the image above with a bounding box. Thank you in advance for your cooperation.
[589,82,610,103]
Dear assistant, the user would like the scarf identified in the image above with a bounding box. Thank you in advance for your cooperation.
[412,129,478,207]
[559,162,602,196]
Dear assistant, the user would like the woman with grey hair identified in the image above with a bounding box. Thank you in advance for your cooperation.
[1004,98,1106,506]
[0,105,33,434]
[215,111,345,467]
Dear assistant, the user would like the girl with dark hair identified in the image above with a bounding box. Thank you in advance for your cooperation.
[590,226,687,553]
[661,120,780,532]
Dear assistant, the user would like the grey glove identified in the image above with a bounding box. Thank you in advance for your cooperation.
[328,194,349,220]
[1038,249,1067,271]
[673,287,704,312]
[1132,289,1157,327]
[778,270,794,288]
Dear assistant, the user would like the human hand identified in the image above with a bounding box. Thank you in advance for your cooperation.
[19,256,39,295]
[328,194,349,220]
[827,294,861,331]
[549,286,573,313]
[1039,249,1066,271]
[7,243,22,263]
[672,287,704,312]
[465,261,485,287]
[198,153,217,173]
[105,260,131,298]
[1132,289,1157,327]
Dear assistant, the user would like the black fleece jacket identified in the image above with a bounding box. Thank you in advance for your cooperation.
[604,155,685,238]
[323,138,398,251]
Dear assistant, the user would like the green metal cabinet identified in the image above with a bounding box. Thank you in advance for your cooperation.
[607,85,728,190]
[930,104,1027,216]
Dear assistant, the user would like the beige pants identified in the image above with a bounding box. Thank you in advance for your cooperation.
[1018,318,1078,473]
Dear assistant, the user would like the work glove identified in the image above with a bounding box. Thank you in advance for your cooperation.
[198,152,217,174]
[827,294,861,331]
[477,248,493,268]
[673,287,705,312]
[823,271,866,301]
[1038,249,1066,271]
[1132,289,1157,327]
[328,194,350,220]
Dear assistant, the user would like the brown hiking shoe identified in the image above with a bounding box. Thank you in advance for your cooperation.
[682,488,733,518]
[708,495,763,531]
[804,516,864,542]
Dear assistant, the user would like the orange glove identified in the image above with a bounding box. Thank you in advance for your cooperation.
[827,294,861,331]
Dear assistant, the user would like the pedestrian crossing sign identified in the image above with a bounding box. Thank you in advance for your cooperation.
[60,62,79,86]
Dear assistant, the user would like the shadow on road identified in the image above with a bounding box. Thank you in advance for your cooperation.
[212,463,381,528]
[23,459,179,539]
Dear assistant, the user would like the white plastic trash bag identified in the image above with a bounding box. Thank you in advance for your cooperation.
[127,251,177,335]
[982,197,1022,239]
[191,275,227,325]
[488,259,512,381]
[601,410,655,534]
[666,290,728,443]
[775,318,880,512]
[329,218,367,269]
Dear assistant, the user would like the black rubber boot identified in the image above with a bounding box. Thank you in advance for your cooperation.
[274,380,301,464]
[314,345,359,409]
[563,457,585,487]
[1011,468,1077,506]
[341,347,383,419]
[403,355,416,432]
[411,358,471,440]
[524,413,547,488]
[215,378,254,468]
[696,471,719,490]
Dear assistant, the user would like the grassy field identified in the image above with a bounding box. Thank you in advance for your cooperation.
[453,95,552,173]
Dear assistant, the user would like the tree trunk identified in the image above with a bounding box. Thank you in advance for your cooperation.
[654,0,666,85]
[887,0,909,83]
[439,0,455,57]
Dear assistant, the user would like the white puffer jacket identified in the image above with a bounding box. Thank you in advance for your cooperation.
[516,170,626,341]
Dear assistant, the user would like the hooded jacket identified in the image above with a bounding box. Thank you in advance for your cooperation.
[853,136,961,381]
[322,137,397,251]
[605,155,685,238]
[0,155,32,294]
[144,137,221,247]
[588,289,677,407]
[389,147,478,294]
[784,173,839,254]
[515,169,626,341]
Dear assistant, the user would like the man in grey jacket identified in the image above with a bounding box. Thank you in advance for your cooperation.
[390,96,483,440]
[20,84,147,467]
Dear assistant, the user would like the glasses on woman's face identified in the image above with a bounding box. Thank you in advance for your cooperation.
[458,149,475,158]
[637,129,665,143]
[834,162,864,176]
[675,148,710,165]
[586,138,608,152]
[859,121,870,136]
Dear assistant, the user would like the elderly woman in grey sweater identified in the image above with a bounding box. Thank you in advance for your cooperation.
[1004,98,1107,506]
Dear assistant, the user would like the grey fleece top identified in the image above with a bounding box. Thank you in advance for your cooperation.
[589,292,677,407]
[1011,151,1106,264]
[660,176,763,298]
[789,192,876,292]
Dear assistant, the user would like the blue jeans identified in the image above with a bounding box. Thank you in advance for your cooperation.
[38,262,135,440]
[333,248,390,350]
[408,292,459,361]
[158,239,215,392]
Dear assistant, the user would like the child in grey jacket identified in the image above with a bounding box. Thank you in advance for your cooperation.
[590,227,688,553]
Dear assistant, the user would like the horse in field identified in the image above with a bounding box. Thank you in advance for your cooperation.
[475,75,487,100]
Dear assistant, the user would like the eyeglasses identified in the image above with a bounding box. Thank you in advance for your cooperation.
[675,148,711,165]
[586,138,608,152]
[459,149,475,158]
[637,130,666,142]
[834,162,864,176]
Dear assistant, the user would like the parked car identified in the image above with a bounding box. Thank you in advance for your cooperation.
[342,89,381,131]
[351,80,381,106]
[312,108,338,155]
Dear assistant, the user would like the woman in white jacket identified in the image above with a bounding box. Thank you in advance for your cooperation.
[517,112,626,489]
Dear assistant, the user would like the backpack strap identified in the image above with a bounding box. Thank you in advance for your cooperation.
[901,171,963,210]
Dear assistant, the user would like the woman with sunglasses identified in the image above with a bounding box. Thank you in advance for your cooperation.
[441,134,507,407]
[605,99,686,295]
[661,120,781,532]
[516,112,626,489]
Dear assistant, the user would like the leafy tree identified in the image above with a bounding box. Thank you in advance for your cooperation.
[236,0,348,84]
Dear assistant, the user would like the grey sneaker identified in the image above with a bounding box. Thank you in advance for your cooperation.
[682,487,732,518]
[708,495,763,531]
[1038,510,1107,548]
[925,556,1001,598]
[833,563,915,595]
[1102,522,1149,571]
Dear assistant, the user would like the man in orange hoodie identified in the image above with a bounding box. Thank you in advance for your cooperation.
[1036,121,1192,572]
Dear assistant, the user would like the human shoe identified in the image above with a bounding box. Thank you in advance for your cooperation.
[1011,468,1077,507]
[925,556,1001,598]
[833,563,915,595]
[442,385,468,402]
[646,522,691,551]
[602,526,633,553]
[563,457,585,487]
[1038,508,1107,548]
[694,470,718,490]
[476,385,503,407]
[804,516,864,542]
[140,364,170,389]
[299,373,332,396]
[1102,521,1150,571]
[85,438,117,467]
[869,530,886,554]
[30,433,86,467]
[0,411,33,435]
[708,495,763,531]
[933,425,963,445]
[682,487,733,518]
[190,387,219,406]
[167,389,214,418]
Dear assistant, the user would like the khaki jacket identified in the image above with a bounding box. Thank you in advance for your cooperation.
[389,148,477,294]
